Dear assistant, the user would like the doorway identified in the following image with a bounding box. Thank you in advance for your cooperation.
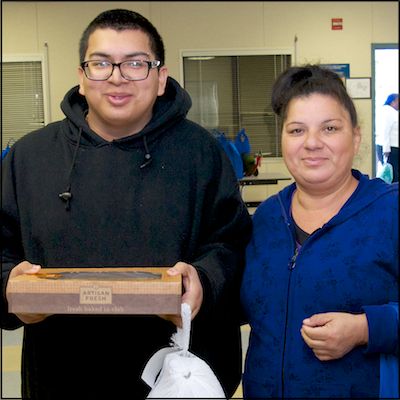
[371,44,399,176]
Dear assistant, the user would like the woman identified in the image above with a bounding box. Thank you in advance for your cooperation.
[240,64,398,398]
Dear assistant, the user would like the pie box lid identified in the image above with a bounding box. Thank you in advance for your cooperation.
[8,267,182,315]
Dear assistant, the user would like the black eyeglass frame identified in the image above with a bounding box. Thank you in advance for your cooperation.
[80,60,161,81]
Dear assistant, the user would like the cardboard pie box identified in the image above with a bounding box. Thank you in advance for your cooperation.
[8,267,182,315]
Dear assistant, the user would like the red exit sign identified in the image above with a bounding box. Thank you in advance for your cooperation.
[332,18,343,30]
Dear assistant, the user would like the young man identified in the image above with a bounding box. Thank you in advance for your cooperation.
[1,9,252,399]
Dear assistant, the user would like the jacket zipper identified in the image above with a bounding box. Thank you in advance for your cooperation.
[281,246,299,399]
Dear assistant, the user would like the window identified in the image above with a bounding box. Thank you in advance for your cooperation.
[182,50,292,157]
[2,55,49,150]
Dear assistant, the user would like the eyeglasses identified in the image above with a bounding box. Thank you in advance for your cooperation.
[80,59,161,81]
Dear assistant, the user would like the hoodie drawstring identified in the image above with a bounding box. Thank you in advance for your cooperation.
[59,130,152,209]
[58,127,83,211]
[140,135,152,169]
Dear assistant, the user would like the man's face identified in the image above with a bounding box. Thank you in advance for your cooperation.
[78,28,168,140]
[392,97,399,111]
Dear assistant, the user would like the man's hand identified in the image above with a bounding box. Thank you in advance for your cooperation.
[383,152,390,162]
[159,262,203,328]
[6,261,50,324]
[300,312,368,361]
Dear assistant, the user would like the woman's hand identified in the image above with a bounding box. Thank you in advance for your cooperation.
[300,312,368,361]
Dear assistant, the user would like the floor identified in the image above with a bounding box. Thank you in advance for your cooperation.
[1,324,249,399]
[1,327,23,399]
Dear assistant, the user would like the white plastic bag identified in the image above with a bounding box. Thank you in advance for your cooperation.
[141,303,226,398]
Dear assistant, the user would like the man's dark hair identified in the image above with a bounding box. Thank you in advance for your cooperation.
[79,9,165,66]
[271,64,358,128]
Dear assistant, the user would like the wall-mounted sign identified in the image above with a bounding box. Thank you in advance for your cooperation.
[332,18,343,30]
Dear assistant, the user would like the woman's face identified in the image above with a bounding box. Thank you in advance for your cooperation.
[282,93,361,190]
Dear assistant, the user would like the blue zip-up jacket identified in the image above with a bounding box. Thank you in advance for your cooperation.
[240,170,398,398]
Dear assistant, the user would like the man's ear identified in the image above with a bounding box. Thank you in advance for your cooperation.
[78,67,85,96]
[157,66,168,96]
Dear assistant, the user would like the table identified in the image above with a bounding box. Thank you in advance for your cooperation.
[239,172,292,208]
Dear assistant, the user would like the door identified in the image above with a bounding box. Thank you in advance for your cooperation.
[371,44,399,176]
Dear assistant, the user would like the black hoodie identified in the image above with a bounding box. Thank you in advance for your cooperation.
[1,77,252,398]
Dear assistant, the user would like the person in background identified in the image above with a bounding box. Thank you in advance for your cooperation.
[240,64,398,398]
[376,93,399,182]
[1,9,252,399]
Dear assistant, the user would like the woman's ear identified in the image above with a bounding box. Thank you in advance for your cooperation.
[353,126,362,154]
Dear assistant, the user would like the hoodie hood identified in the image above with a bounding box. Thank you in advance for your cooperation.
[57,76,192,209]
[277,169,398,228]
[60,76,192,148]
